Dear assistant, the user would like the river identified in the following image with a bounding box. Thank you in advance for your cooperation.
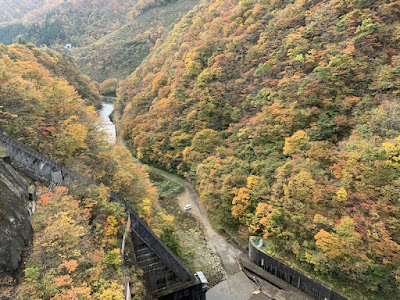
[99,101,116,144]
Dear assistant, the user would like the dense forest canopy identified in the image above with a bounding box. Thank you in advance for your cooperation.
[1,0,400,298]
[0,0,139,59]
[16,184,146,299]
[0,42,149,298]
[73,0,200,81]
[0,42,202,298]
[118,0,400,298]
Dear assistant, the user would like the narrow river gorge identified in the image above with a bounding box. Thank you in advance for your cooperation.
[98,101,273,300]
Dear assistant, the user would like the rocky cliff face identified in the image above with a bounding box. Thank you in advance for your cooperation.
[0,158,33,278]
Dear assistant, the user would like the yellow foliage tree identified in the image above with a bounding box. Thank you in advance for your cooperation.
[315,216,363,264]
[232,187,251,222]
[336,187,348,202]
[383,136,400,169]
[283,130,310,156]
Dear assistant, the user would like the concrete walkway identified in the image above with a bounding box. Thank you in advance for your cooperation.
[207,268,314,300]
[207,271,273,300]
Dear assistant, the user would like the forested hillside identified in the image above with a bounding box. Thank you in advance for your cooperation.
[0,42,179,241]
[15,185,145,299]
[0,0,200,81]
[118,0,400,298]
[74,0,200,81]
[0,43,184,298]
[0,0,51,23]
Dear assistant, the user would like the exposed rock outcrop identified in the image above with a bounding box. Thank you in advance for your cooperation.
[0,157,33,278]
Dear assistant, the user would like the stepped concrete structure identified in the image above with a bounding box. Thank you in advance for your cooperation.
[0,131,206,299]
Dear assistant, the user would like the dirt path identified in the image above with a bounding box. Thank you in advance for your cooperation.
[147,167,242,275]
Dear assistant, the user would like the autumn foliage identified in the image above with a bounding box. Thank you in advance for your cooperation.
[16,186,145,299]
[0,44,156,214]
[118,0,400,298]
[0,43,183,294]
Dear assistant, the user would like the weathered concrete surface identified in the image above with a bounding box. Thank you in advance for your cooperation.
[0,159,33,277]
[0,131,86,185]
[207,268,313,300]
[207,271,264,300]
[241,254,306,292]
[240,254,313,300]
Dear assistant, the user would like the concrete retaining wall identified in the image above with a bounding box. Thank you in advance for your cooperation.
[158,282,206,300]
[0,131,86,185]
[249,237,346,300]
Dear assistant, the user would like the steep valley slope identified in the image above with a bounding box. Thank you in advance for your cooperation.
[0,0,60,23]
[0,43,166,298]
[118,0,400,298]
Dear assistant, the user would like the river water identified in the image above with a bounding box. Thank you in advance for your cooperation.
[99,101,116,144]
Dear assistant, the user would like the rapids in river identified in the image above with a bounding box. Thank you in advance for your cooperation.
[99,101,116,144]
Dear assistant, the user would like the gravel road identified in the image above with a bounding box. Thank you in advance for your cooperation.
[147,167,243,275]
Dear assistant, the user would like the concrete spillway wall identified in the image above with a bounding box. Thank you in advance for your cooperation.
[0,131,205,299]
[249,237,346,300]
